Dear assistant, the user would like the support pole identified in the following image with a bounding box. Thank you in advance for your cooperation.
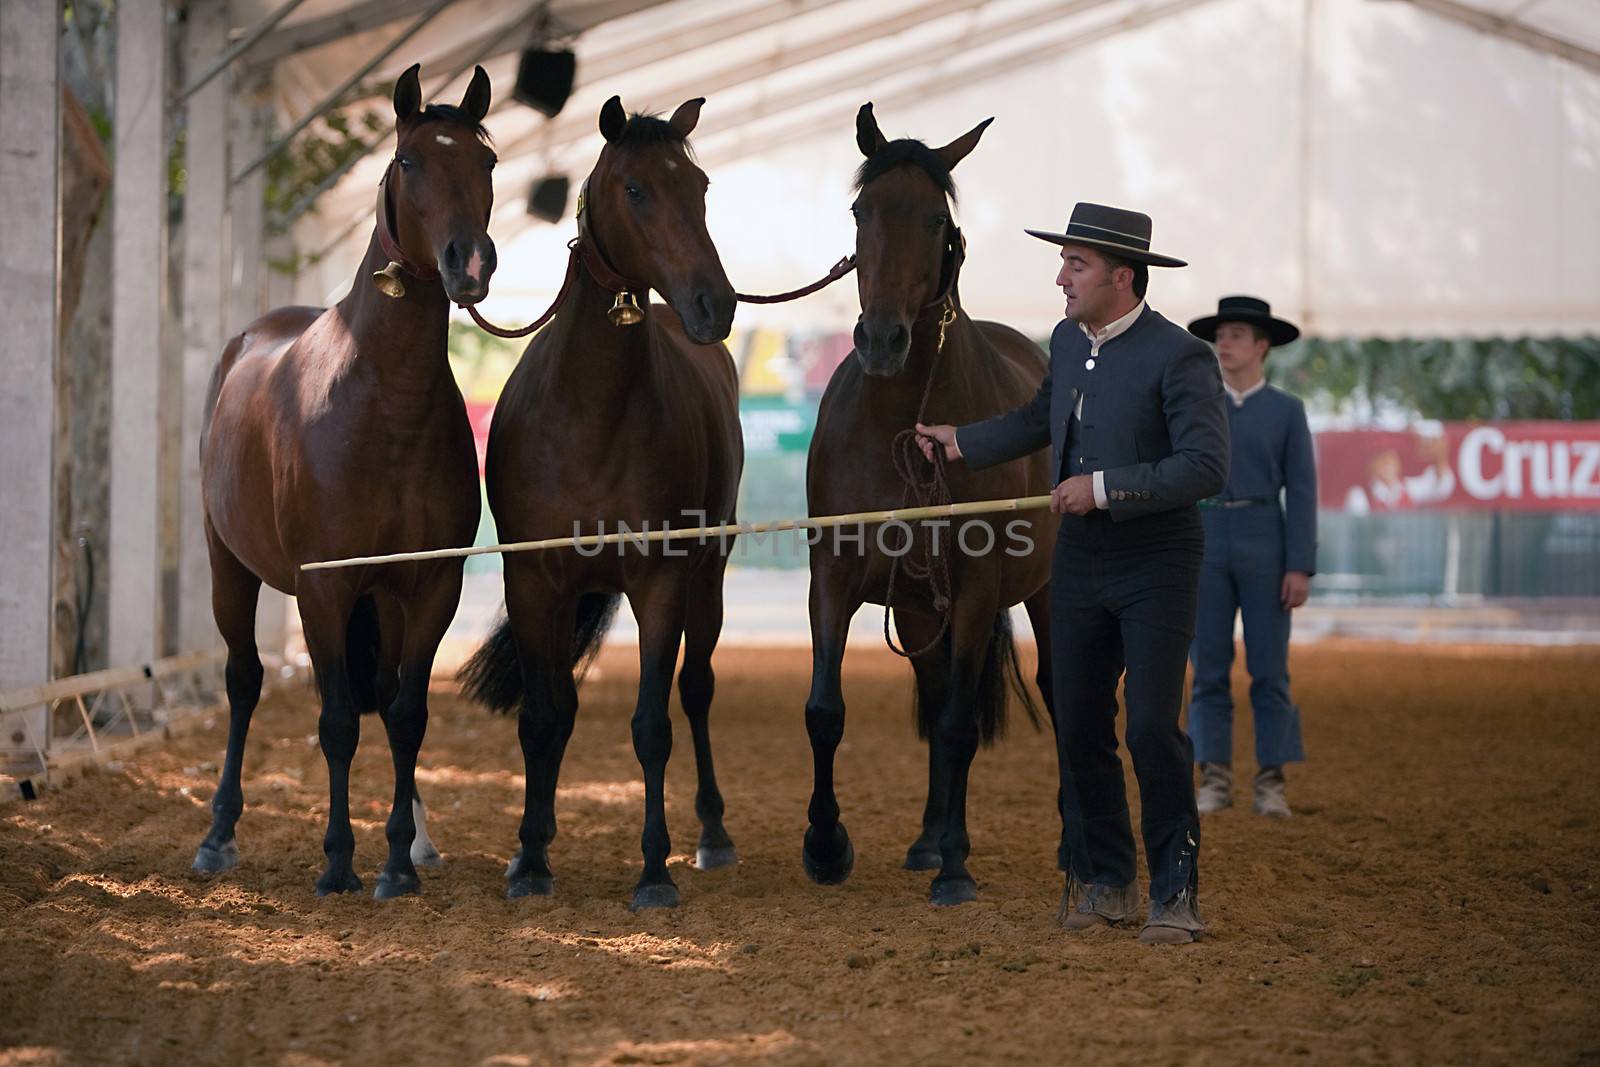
[109,0,169,670]
[0,0,63,762]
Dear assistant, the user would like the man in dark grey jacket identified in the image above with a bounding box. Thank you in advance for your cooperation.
[916,202,1228,944]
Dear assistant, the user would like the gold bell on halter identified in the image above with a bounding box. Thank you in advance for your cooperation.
[608,289,644,326]
[372,261,406,299]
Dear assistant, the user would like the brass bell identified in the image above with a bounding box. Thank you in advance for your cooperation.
[372,261,406,298]
[608,289,644,326]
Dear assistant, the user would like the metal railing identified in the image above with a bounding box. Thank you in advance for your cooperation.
[0,639,302,801]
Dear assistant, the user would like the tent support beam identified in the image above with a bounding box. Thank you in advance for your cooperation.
[1375,0,1600,75]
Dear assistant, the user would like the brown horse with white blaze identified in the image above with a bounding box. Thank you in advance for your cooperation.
[802,104,1057,905]
[193,65,496,899]
[459,96,741,911]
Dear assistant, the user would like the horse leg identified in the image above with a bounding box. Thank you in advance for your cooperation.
[898,607,951,871]
[370,595,442,870]
[193,523,264,874]
[679,555,735,871]
[627,575,688,910]
[505,571,578,899]
[929,601,994,906]
[1023,585,1065,871]
[373,566,462,900]
[802,565,860,885]
[299,588,365,896]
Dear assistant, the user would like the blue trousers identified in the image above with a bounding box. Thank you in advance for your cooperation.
[1188,507,1304,767]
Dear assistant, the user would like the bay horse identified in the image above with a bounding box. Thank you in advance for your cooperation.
[193,65,496,899]
[459,96,740,910]
[802,104,1057,905]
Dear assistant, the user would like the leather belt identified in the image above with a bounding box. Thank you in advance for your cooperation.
[1198,496,1276,510]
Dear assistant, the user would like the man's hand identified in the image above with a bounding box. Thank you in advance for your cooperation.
[1281,571,1311,610]
[1051,475,1097,515]
[914,423,962,464]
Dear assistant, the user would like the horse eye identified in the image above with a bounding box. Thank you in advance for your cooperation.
[397,157,415,172]
[625,183,644,203]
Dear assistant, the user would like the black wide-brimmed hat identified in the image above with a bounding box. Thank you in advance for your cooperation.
[1187,295,1301,347]
[1024,202,1186,268]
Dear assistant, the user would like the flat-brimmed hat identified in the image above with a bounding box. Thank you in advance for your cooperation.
[1024,202,1186,268]
[1187,295,1300,347]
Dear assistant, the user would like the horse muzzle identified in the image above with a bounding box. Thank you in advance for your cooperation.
[853,314,911,377]
[441,236,497,306]
[675,281,736,345]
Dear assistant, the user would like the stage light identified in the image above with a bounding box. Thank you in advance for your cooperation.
[526,175,570,223]
[513,48,577,118]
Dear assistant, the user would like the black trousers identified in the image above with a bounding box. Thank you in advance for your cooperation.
[1050,510,1203,903]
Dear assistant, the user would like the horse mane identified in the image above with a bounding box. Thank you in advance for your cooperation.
[615,112,697,158]
[413,102,493,145]
[853,139,958,203]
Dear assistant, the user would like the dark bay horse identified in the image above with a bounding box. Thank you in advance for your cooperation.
[802,104,1057,905]
[459,96,740,910]
[193,65,497,899]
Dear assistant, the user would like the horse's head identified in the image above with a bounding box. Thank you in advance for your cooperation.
[582,95,734,344]
[849,103,990,377]
[387,64,498,305]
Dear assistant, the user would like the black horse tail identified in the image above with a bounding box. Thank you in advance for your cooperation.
[458,593,621,714]
[913,610,1043,747]
[345,593,387,715]
[977,609,1044,744]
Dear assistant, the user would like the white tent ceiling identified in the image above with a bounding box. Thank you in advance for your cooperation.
[229,0,1600,336]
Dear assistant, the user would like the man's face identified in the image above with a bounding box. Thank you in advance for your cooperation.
[1213,321,1270,376]
[1055,243,1123,325]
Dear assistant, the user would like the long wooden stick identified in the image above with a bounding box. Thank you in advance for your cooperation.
[300,494,1055,571]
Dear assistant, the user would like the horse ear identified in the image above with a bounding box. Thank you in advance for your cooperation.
[599,96,627,143]
[394,63,422,123]
[855,102,886,159]
[460,65,491,123]
[669,97,705,138]
[934,117,993,170]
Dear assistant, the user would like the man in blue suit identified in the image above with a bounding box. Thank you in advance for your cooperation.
[917,203,1228,945]
[1185,297,1317,819]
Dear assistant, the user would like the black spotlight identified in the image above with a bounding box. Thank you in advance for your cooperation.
[513,48,577,117]
[526,175,570,223]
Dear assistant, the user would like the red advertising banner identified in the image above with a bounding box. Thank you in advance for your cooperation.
[1318,422,1600,512]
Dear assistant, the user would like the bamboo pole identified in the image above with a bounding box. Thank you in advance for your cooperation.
[301,495,1056,572]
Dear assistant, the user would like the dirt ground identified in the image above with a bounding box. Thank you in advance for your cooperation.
[2,639,1598,1066]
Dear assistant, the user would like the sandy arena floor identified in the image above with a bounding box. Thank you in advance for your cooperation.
[2,640,1597,1066]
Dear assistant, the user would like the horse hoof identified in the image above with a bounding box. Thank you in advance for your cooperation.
[374,870,422,901]
[802,825,855,886]
[314,869,364,897]
[929,874,979,907]
[902,844,941,871]
[507,874,554,900]
[192,840,239,875]
[411,842,444,869]
[505,849,522,879]
[630,882,681,911]
[695,844,738,871]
